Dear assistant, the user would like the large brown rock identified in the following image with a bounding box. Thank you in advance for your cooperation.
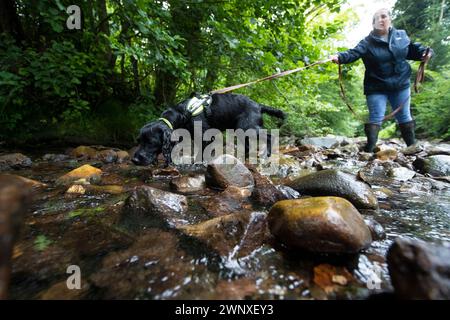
[205,155,254,190]
[387,238,450,299]
[268,197,372,254]
[55,164,102,186]
[287,169,378,210]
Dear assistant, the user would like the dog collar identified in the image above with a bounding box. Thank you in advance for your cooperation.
[158,117,173,130]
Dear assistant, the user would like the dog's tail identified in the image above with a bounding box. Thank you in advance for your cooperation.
[261,105,287,121]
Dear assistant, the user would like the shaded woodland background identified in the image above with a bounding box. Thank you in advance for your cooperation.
[0,0,448,146]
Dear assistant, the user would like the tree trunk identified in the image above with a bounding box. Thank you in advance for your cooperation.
[154,70,179,107]
[96,0,116,67]
[131,55,140,96]
[439,0,446,24]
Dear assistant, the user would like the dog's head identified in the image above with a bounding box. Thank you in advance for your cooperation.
[132,120,172,166]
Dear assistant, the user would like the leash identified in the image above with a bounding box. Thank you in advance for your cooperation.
[210,58,332,95]
[338,47,430,122]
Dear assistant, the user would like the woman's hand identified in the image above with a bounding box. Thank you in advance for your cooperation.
[422,51,432,63]
[329,54,340,64]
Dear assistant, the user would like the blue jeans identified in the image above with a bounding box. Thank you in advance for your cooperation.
[366,87,412,125]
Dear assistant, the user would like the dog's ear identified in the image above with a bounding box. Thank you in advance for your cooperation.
[161,128,174,166]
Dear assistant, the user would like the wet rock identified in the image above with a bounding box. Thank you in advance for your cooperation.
[205,155,254,190]
[61,220,133,256]
[0,153,32,170]
[373,187,394,199]
[363,216,386,241]
[387,238,450,299]
[1,174,46,190]
[299,136,345,149]
[313,264,355,294]
[116,151,130,164]
[42,154,70,162]
[268,197,372,254]
[70,145,129,164]
[287,169,379,210]
[66,184,86,195]
[0,175,31,299]
[55,164,102,186]
[322,149,343,160]
[426,143,450,156]
[358,162,403,186]
[180,211,269,258]
[70,146,98,159]
[152,166,181,178]
[213,278,257,299]
[417,177,450,190]
[248,166,287,206]
[399,180,432,194]
[120,186,188,231]
[90,230,194,299]
[402,143,424,155]
[340,144,360,155]
[259,154,305,179]
[394,152,414,170]
[96,149,118,164]
[375,148,398,161]
[198,186,252,217]
[275,185,300,200]
[387,167,416,182]
[12,242,79,283]
[39,281,90,300]
[358,152,373,162]
[283,144,320,157]
[169,175,206,193]
[413,155,450,177]
[85,185,125,195]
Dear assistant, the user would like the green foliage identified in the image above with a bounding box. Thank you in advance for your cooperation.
[413,68,450,139]
[0,0,447,143]
[34,235,53,251]
[67,206,105,219]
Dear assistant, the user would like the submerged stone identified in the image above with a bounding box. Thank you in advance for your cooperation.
[180,211,269,258]
[119,186,188,231]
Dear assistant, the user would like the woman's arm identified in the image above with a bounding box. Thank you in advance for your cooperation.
[331,39,368,64]
[407,42,433,61]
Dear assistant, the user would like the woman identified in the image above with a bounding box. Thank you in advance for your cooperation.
[330,8,432,152]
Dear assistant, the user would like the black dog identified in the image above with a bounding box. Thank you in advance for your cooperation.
[132,93,286,166]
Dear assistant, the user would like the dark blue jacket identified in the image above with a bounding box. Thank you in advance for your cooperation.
[338,27,431,95]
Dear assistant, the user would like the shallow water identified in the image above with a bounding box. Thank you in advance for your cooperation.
[3,148,449,300]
